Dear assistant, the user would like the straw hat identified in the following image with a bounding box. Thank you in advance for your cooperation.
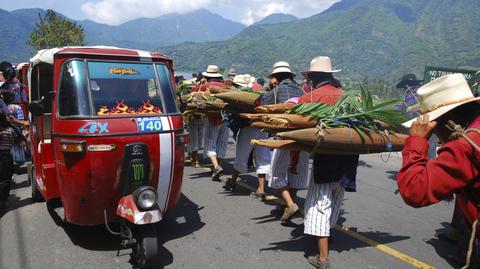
[301,56,341,77]
[268,61,295,78]
[402,73,480,127]
[202,65,223,78]
[228,68,237,76]
[233,74,255,88]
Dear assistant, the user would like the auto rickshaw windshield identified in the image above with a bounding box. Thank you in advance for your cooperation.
[57,60,178,118]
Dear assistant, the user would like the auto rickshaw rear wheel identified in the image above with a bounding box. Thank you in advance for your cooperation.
[30,167,44,202]
[131,224,159,268]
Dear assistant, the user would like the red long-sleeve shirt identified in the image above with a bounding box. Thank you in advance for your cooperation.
[397,117,480,226]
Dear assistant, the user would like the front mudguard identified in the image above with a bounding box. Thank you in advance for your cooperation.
[116,194,162,225]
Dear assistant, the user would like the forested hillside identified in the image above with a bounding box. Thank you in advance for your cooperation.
[161,0,480,85]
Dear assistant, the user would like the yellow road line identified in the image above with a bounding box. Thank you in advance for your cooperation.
[333,225,435,269]
[200,168,436,269]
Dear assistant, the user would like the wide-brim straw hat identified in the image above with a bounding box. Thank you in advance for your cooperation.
[228,68,237,76]
[301,56,341,77]
[233,74,255,88]
[202,65,223,78]
[402,73,480,127]
[268,61,296,78]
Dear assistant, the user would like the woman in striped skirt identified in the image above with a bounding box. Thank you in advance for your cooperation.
[223,74,272,198]
[186,114,205,168]
[269,148,310,221]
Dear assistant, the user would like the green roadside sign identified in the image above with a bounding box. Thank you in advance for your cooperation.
[424,66,478,86]
[424,66,480,96]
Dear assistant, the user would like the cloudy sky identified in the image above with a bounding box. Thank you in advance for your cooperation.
[4,0,338,25]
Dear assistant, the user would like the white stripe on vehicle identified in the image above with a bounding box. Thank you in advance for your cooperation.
[136,50,152,62]
[164,116,175,208]
[157,117,173,212]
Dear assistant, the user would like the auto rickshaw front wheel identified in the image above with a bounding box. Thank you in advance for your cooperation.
[30,167,44,202]
[131,224,159,269]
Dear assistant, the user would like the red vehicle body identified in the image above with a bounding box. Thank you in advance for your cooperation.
[27,46,186,267]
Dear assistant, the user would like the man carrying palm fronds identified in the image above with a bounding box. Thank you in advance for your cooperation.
[299,56,359,269]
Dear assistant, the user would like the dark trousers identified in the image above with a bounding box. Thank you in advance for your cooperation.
[0,152,13,203]
[457,215,480,267]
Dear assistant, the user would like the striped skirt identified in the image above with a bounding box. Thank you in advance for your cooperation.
[203,120,229,158]
[304,179,345,237]
[233,127,271,175]
[268,148,309,190]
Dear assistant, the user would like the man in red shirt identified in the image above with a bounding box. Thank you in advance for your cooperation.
[398,73,480,267]
[298,56,359,269]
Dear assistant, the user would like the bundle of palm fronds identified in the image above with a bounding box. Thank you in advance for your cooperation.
[208,85,234,94]
[255,103,296,113]
[241,113,316,129]
[251,139,380,155]
[289,87,407,141]
[275,128,407,152]
[212,90,261,112]
[249,121,290,133]
[250,88,409,154]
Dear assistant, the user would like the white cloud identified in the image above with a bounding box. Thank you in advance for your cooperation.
[80,0,339,25]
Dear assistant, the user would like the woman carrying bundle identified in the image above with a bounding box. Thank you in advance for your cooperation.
[223,74,271,200]
[197,65,229,181]
[260,62,308,215]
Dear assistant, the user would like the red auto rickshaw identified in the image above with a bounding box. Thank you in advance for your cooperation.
[27,46,186,268]
[16,62,30,99]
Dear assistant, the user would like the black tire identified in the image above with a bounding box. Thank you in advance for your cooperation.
[26,162,32,186]
[31,167,44,202]
[131,224,159,269]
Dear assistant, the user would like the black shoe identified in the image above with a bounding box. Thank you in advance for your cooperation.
[222,177,236,191]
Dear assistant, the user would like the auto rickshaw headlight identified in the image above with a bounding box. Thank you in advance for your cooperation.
[133,186,158,211]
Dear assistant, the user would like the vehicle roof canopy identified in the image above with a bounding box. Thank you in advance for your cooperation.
[16,62,29,71]
[29,46,172,68]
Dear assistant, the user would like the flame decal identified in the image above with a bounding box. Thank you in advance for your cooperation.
[137,100,162,114]
[96,100,163,116]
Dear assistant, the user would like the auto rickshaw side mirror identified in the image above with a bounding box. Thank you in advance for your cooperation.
[29,101,45,116]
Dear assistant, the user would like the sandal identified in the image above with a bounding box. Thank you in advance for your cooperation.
[280,203,299,222]
[250,191,266,201]
[307,255,330,269]
[222,177,236,192]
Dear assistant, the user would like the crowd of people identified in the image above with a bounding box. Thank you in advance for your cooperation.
[0,61,28,210]
[178,56,365,268]
[179,56,480,268]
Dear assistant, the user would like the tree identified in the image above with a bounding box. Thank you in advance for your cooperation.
[26,10,85,50]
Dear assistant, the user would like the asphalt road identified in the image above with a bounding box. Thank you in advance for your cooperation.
[0,144,459,269]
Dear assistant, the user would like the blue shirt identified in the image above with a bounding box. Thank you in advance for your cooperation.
[260,79,304,105]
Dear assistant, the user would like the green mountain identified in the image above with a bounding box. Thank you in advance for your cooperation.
[253,13,298,25]
[0,8,246,63]
[160,0,480,84]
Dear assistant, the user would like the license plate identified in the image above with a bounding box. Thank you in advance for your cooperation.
[136,117,163,133]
